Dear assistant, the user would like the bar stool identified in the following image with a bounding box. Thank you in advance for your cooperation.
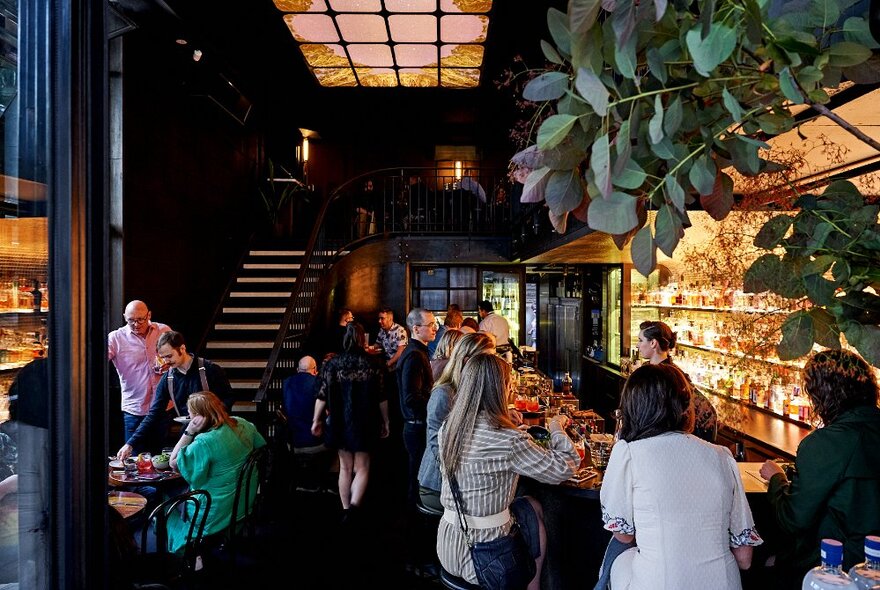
[440,567,481,590]
[415,498,443,575]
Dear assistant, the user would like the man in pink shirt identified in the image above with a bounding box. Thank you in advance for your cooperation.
[107,300,171,453]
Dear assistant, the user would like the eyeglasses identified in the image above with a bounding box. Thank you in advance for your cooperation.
[126,316,149,325]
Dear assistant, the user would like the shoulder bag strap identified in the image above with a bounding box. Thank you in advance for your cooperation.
[167,371,181,416]
[448,473,474,549]
[198,357,209,391]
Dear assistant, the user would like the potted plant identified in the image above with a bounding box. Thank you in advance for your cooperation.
[259,159,304,237]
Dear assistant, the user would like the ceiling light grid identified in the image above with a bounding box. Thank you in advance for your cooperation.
[273,0,492,88]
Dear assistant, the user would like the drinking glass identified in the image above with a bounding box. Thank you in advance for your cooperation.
[589,441,613,470]
[573,439,586,468]
[136,452,152,474]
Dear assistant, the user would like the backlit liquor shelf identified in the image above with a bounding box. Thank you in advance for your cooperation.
[632,303,788,315]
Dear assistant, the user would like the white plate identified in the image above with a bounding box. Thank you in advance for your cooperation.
[173,416,191,424]
[109,460,123,469]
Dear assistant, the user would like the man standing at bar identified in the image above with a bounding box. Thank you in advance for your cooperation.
[397,307,436,508]
[107,300,172,454]
[478,299,510,347]
[115,330,233,459]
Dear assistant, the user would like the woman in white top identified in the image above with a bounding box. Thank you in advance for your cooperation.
[437,353,579,588]
[601,363,761,590]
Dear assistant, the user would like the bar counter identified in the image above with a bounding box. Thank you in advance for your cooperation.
[583,358,812,461]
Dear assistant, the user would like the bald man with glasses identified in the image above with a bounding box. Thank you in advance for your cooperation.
[108,300,172,453]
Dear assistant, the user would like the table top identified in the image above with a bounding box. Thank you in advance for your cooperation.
[108,468,183,488]
[737,462,770,493]
[108,490,147,519]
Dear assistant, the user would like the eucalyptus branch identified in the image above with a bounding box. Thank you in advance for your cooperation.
[807,101,880,153]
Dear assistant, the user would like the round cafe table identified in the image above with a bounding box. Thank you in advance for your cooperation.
[108,467,183,488]
[107,490,148,519]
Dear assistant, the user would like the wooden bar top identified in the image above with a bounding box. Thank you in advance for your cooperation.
[709,393,811,460]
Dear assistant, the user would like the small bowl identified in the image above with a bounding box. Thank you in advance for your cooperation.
[151,455,170,470]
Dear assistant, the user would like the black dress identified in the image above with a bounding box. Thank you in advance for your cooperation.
[317,348,385,452]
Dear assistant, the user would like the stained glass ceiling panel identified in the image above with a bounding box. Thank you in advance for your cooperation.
[273,0,492,88]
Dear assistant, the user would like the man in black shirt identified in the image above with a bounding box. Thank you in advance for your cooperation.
[115,330,233,459]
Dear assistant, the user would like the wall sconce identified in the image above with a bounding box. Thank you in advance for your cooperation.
[302,137,309,163]
[454,160,462,180]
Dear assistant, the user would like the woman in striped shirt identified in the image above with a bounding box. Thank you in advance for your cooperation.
[437,354,579,588]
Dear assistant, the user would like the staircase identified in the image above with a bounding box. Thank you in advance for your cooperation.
[203,248,321,414]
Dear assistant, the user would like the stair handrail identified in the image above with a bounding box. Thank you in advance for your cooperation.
[254,165,513,402]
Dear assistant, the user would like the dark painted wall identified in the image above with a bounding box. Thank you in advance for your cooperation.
[119,31,261,346]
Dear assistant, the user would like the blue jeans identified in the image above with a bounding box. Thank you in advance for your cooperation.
[122,412,146,444]
[594,536,637,590]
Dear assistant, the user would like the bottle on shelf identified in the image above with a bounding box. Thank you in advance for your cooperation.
[849,535,880,589]
[561,372,573,396]
[802,539,857,589]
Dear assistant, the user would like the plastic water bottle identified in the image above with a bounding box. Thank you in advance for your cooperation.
[803,539,858,589]
[849,536,880,589]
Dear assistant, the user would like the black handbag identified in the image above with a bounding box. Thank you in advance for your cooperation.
[448,476,536,590]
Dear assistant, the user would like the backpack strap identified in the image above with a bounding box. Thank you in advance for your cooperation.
[167,371,181,416]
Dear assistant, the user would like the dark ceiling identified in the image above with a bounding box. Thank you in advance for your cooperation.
[110,0,566,147]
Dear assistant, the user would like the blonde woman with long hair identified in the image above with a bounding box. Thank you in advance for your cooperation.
[166,390,266,554]
[418,331,495,511]
[437,354,578,589]
[430,328,465,381]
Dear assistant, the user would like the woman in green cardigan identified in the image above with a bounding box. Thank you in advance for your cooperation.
[167,391,266,554]
[760,349,880,584]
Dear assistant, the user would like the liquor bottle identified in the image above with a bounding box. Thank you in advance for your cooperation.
[561,372,573,396]
[849,536,880,589]
[802,539,857,589]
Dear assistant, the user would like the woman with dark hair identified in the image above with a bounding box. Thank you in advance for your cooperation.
[312,322,389,521]
[437,354,579,589]
[759,349,880,579]
[637,320,718,442]
[600,363,760,590]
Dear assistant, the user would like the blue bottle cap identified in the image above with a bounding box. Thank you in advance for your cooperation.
[865,535,880,559]
[820,539,844,566]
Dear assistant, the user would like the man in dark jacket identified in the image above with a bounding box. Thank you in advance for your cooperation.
[115,330,233,459]
[396,307,437,509]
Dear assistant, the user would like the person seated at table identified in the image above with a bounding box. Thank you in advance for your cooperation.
[283,355,334,492]
[437,354,579,589]
[636,320,718,442]
[599,363,761,590]
[429,328,464,382]
[759,349,880,585]
[166,390,266,554]
[418,332,495,512]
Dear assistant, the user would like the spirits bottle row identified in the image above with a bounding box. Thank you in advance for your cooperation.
[0,325,47,368]
[633,277,804,313]
[0,278,49,313]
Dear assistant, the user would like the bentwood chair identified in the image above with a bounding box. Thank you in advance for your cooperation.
[203,445,272,571]
[439,567,482,590]
[132,489,212,588]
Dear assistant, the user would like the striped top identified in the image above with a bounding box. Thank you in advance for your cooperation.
[437,416,579,583]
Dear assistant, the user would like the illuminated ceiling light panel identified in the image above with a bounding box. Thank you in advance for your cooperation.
[385,0,436,12]
[276,0,492,87]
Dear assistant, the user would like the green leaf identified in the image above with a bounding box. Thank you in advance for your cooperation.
[574,67,609,116]
[808,308,840,349]
[744,254,783,293]
[540,40,565,65]
[630,224,656,277]
[700,170,734,220]
[686,24,737,77]
[537,114,578,150]
[700,0,717,40]
[651,137,675,160]
[523,71,570,101]
[612,158,647,189]
[803,221,833,257]
[842,17,880,49]
[545,169,584,216]
[569,0,602,35]
[521,167,553,203]
[548,8,572,57]
[612,119,632,177]
[590,133,612,198]
[742,0,763,43]
[832,259,851,285]
[663,97,683,136]
[688,156,716,196]
[665,175,686,213]
[654,203,683,257]
[778,255,809,299]
[756,113,794,135]
[728,137,762,176]
[649,94,664,145]
[646,47,668,83]
[796,65,824,87]
[777,311,814,361]
[587,191,640,234]
[754,214,794,249]
[778,67,804,104]
[803,274,837,306]
[810,0,839,29]
[774,36,820,57]
[801,254,836,277]
[614,34,638,80]
[827,42,873,67]
[721,87,744,122]
[843,324,880,367]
